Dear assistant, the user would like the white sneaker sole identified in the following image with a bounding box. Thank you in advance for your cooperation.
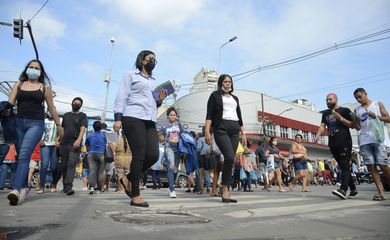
[332,190,347,200]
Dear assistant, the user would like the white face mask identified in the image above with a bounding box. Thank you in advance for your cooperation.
[222,87,231,93]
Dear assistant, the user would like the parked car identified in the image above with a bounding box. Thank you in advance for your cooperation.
[147,169,188,189]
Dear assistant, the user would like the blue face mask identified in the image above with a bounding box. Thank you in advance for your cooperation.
[26,68,41,79]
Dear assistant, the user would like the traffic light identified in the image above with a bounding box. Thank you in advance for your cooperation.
[13,19,23,40]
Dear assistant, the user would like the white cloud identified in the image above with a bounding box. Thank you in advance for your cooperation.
[77,62,104,79]
[101,0,204,30]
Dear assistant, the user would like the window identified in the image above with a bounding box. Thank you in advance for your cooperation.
[291,128,299,138]
[280,126,289,138]
[265,124,277,137]
[309,132,316,142]
[302,131,309,141]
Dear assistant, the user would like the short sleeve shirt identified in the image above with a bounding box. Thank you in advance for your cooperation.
[321,107,352,148]
[61,112,88,146]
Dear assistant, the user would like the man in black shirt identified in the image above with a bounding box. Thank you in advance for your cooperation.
[60,97,88,195]
[315,93,357,199]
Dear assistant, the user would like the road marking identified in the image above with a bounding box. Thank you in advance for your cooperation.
[224,200,379,218]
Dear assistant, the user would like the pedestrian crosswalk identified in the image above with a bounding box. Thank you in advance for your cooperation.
[87,188,382,219]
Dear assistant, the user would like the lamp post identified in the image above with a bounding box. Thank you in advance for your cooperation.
[217,36,237,73]
[101,37,115,123]
[261,107,293,141]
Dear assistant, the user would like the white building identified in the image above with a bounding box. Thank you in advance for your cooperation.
[158,68,334,162]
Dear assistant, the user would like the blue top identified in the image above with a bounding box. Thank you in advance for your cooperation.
[85,131,106,154]
[197,136,210,155]
[113,69,158,122]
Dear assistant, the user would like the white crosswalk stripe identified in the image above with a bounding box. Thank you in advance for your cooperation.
[224,199,379,218]
[87,189,382,218]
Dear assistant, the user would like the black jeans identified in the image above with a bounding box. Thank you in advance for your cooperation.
[122,117,159,197]
[60,145,81,191]
[330,145,356,192]
[214,120,240,186]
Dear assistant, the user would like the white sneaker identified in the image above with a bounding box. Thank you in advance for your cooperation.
[19,188,30,201]
[89,187,94,195]
[7,190,20,206]
[169,190,177,198]
[82,187,88,191]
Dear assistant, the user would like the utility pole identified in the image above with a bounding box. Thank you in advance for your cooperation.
[172,80,177,109]
[261,93,265,142]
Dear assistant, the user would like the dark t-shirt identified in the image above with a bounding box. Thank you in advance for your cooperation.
[61,112,88,146]
[255,146,267,163]
[321,107,352,148]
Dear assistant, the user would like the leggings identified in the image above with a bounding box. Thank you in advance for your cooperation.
[122,117,159,197]
[87,152,105,189]
[214,120,240,186]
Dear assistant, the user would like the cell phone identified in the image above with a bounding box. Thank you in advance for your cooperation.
[349,112,361,121]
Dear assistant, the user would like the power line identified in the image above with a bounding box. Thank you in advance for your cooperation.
[176,27,390,89]
[232,28,390,82]
[30,0,50,21]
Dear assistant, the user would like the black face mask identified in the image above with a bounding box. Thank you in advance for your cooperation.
[144,60,156,75]
[72,103,81,112]
[327,103,336,109]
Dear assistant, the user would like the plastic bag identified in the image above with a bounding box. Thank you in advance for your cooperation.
[240,168,247,181]
[371,117,384,143]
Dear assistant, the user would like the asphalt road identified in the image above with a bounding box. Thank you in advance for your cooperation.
[1,180,389,240]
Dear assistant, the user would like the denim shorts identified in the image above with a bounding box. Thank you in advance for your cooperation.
[293,160,308,171]
[274,159,281,169]
[360,143,389,166]
[82,168,89,178]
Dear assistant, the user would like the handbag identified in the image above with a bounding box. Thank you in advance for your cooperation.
[104,145,114,163]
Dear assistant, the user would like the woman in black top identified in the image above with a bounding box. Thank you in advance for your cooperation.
[204,74,245,203]
[6,59,62,206]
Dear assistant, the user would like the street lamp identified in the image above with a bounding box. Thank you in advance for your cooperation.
[217,36,237,73]
[262,107,293,140]
[101,37,115,123]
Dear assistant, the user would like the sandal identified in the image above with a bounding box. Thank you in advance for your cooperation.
[210,192,220,197]
[288,183,295,191]
[373,194,386,201]
[119,177,132,198]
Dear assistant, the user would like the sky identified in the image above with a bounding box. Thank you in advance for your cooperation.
[1,0,390,119]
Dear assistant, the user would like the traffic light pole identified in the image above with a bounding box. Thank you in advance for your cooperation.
[26,20,39,60]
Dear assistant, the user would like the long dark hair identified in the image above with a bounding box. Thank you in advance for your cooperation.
[217,74,234,93]
[135,50,155,73]
[19,59,51,85]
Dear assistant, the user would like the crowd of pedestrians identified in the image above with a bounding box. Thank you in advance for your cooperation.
[1,53,389,208]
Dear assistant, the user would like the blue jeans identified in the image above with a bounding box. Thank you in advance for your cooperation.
[40,145,59,189]
[151,170,161,189]
[0,144,10,166]
[14,118,44,190]
[0,162,16,188]
[165,143,179,192]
